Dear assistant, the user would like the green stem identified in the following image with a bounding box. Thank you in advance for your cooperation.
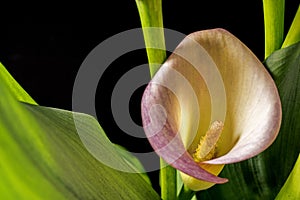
[282,4,300,48]
[160,158,177,200]
[135,0,167,77]
[262,0,285,58]
[178,185,195,200]
[135,1,177,199]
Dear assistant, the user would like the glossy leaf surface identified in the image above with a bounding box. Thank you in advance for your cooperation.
[0,63,160,200]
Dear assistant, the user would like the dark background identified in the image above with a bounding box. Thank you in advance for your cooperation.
[0,0,298,193]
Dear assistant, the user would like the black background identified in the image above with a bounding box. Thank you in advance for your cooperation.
[0,0,298,193]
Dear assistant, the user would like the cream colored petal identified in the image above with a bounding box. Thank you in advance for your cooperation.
[167,29,281,160]
[186,29,282,164]
[141,28,281,188]
[141,31,229,183]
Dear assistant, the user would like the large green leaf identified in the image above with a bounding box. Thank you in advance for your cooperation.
[262,40,300,193]
[0,64,160,199]
[196,42,300,199]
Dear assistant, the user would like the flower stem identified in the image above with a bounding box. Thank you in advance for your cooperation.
[262,0,285,58]
[135,1,177,199]
[135,0,167,76]
[178,185,195,200]
[160,158,177,200]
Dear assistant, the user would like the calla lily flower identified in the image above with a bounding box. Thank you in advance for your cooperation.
[141,29,282,191]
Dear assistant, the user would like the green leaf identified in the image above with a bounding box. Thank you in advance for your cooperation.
[262,40,300,193]
[1,59,149,177]
[0,79,64,200]
[196,41,300,199]
[263,0,285,58]
[276,154,300,200]
[282,4,300,48]
[0,62,36,104]
[0,65,160,199]
[114,144,151,185]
